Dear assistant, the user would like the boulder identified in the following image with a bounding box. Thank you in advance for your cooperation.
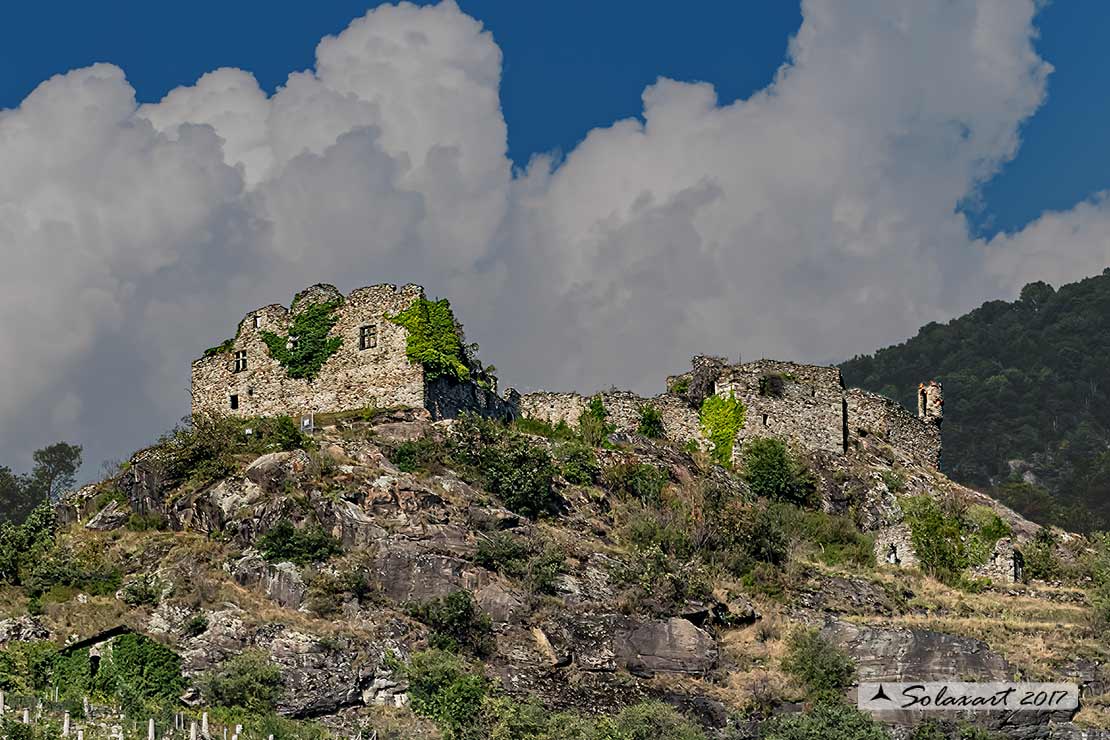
[229,552,307,610]
[85,500,129,531]
[617,617,718,677]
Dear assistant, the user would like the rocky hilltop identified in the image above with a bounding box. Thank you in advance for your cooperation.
[0,393,1098,739]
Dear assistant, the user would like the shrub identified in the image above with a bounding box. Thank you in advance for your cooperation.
[577,396,615,447]
[0,504,56,586]
[901,496,968,581]
[668,377,690,396]
[388,298,471,383]
[699,394,747,466]
[183,613,209,638]
[389,436,447,474]
[126,511,167,531]
[781,628,856,702]
[637,405,665,438]
[1023,527,1059,582]
[119,573,165,607]
[736,503,790,569]
[762,702,888,740]
[402,650,488,740]
[556,441,600,485]
[260,300,343,380]
[741,437,815,504]
[514,417,577,441]
[608,701,706,740]
[200,651,283,711]
[450,416,558,518]
[406,591,494,657]
[778,505,875,567]
[160,413,310,485]
[602,462,669,504]
[475,532,532,575]
[257,520,341,566]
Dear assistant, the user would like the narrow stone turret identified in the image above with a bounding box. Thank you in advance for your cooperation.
[918,380,944,425]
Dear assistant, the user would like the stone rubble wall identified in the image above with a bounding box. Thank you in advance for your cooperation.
[425,377,518,421]
[845,388,941,468]
[715,360,847,460]
[874,524,919,569]
[970,537,1020,584]
[192,284,427,419]
[518,390,703,445]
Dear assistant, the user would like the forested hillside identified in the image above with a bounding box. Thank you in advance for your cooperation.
[841,269,1110,532]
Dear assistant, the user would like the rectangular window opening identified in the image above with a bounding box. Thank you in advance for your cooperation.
[253,315,261,328]
[359,324,378,350]
[229,394,239,410]
[762,413,769,426]
[234,350,248,373]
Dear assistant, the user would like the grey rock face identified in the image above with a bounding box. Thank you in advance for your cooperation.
[0,616,49,645]
[229,551,307,610]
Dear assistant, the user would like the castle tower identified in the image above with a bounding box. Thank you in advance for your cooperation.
[918,380,943,424]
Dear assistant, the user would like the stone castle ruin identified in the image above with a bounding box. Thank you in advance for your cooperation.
[519,355,944,469]
[191,283,516,422]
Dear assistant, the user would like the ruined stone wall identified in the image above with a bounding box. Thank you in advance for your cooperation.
[425,377,518,421]
[970,538,1022,584]
[518,390,703,445]
[874,524,919,569]
[191,284,426,418]
[845,388,941,468]
[714,360,846,460]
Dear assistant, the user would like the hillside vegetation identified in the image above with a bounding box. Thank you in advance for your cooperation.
[841,269,1110,532]
[0,401,1106,738]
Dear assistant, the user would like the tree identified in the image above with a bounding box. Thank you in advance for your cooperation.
[29,442,82,503]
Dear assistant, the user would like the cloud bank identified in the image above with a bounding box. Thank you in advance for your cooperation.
[0,0,1105,473]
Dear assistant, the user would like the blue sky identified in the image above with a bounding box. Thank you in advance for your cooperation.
[5,1,1102,236]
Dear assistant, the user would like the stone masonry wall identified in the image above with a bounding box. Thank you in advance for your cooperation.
[714,360,847,460]
[874,524,919,569]
[191,284,426,418]
[845,388,941,468]
[518,390,703,445]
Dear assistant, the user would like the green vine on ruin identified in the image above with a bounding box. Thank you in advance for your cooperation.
[699,393,747,466]
[388,297,472,383]
[260,300,343,380]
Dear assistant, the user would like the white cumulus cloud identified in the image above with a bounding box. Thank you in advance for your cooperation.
[0,0,1107,476]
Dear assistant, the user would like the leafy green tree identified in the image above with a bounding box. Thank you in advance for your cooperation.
[840,270,1110,532]
[200,651,283,712]
[29,442,82,503]
[741,437,815,504]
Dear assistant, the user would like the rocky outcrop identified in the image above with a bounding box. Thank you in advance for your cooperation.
[0,616,49,645]
[229,552,307,610]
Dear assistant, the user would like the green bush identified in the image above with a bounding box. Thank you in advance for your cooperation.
[407,591,494,657]
[22,545,121,599]
[781,628,856,702]
[183,613,209,638]
[637,405,665,439]
[99,634,184,715]
[699,394,747,466]
[901,496,969,581]
[0,504,56,586]
[200,651,283,712]
[576,397,615,448]
[1023,527,1059,582]
[606,701,706,740]
[475,533,565,594]
[119,573,165,607]
[736,503,789,570]
[450,416,557,518]
[601,462,669,504]
[514,417,577,441]
[388,297,472,383]
[402,650,488,740]
[762,702,889,740]
[388,436,447,474]
[741,437,815,504]
[260,300,343,380]
[126,511,167,531]
[556,441,600,485]
[257,520,341,566]
[160,413,311,485]
[777,505,875,567]
[668,377,690,396]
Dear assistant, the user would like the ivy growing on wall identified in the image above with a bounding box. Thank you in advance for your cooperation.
[699,394,747,466]
[388,298,472,383]
[260,300,343,380]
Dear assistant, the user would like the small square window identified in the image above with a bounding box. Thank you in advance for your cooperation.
[359,324,377,350]
[234,350,248,373]
[229,394,239,410]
